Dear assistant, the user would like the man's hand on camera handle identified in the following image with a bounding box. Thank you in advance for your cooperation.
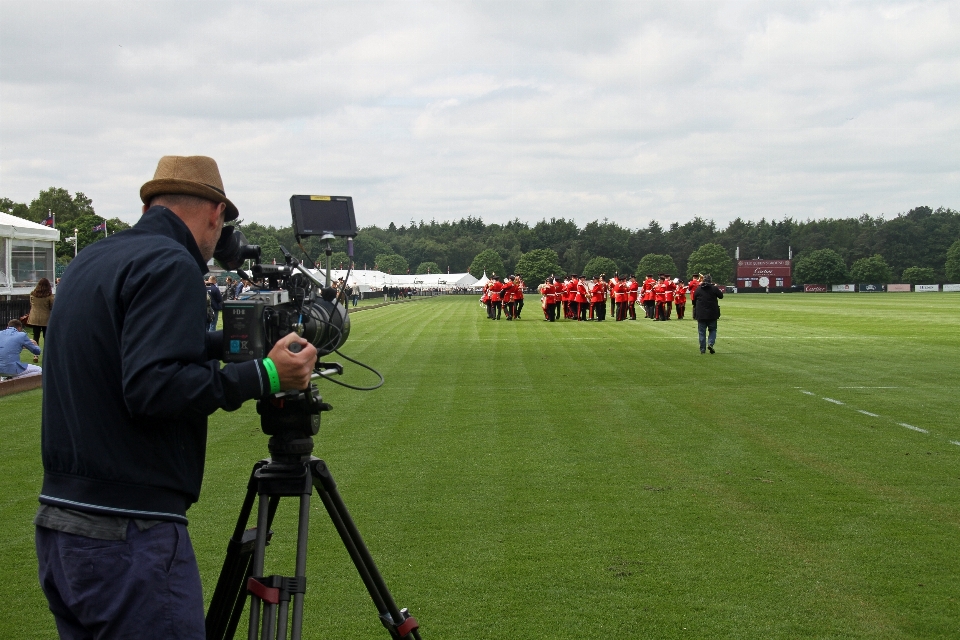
[267,333,317,390]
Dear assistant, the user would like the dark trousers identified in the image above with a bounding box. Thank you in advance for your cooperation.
[515,299,524,318]
[698,319,718,351]
[628,301,636,320]
[593,301,606,321]
[665,301,673,319]
[36,522,205,639]
[676,302,686,319]
[579,302,588,321]
[504,301,515,319]
[492,301,502,319]
[655,301,665,320]
[32,324,47,343]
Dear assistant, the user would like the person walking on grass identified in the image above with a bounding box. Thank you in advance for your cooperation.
[692,273,724,354]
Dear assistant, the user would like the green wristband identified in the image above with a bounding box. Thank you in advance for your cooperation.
[262,358,281,394]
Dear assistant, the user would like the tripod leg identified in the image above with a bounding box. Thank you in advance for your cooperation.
[249,491,272,640]
[207,460,277,640]
[310,459,421,640]
[288,492,312,640]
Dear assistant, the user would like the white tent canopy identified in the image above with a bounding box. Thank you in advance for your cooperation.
[0,212,60,295]
[305,268,477,291]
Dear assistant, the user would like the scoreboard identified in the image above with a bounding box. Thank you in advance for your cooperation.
[736,259,792,289]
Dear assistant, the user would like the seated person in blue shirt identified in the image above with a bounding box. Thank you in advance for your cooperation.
[0,319,42,378]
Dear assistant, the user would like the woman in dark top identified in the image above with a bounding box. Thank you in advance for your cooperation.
[27,277,55,361]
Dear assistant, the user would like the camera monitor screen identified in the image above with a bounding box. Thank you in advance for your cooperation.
[290,195,358,237]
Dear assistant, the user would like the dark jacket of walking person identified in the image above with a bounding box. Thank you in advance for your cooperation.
[27,277,55,347]
[692,275,724,354]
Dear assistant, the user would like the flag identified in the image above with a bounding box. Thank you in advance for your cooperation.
[92,221,106,233]
[42,213,55,227]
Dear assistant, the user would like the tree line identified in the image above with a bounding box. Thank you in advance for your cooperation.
[4,188,960,284]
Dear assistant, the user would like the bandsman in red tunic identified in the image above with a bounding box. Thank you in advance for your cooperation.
[513,276,523,318]
[653,275,667,321]
[538,278,554,321]
[673,279,688,320]
[663,274,676,320]
[641,274,655,318]
[566,275,578,320]
[501,275,516,320]
[614,278,628,321]
[489,274,503,320]
[549,277,562,320]
[627,275,639,320]
[575,275,589,321]
[590,276,607,321]
[608,273,620,317]
[562,277,574,319]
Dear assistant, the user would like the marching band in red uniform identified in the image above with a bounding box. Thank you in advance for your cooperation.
[481,273,704,323]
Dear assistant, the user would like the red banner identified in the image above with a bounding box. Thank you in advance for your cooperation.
[804,284,827,293]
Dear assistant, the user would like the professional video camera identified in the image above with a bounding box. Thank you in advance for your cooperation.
[206,196,420,640]
[213,195,358,361]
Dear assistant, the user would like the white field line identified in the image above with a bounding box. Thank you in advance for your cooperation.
[951,441,960,447]
[797,390,945,443]
[839,386,900,389]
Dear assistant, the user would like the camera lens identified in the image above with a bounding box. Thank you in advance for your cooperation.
[298,298,350,356]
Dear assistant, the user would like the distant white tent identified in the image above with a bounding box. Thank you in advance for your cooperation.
[472,272,489,289]
[0,212,60,295]
[311,268,477,291]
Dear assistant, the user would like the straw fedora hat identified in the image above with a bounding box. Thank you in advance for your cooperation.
[140,155,239,221]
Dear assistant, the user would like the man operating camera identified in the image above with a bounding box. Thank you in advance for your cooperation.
[34,156,318,639]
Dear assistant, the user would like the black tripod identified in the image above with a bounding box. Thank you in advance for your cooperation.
[205,378,421,640]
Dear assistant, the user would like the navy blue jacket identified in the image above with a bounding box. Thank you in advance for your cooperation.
[40,206,266,523]
[208,281,223,311]
[692,282,724,321]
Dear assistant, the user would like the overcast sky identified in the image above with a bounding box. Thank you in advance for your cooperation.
[1,1,958,230]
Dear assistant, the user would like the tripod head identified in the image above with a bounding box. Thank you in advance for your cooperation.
[256,364,341,464]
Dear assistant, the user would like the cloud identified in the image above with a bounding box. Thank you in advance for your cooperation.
[1,0,957,233]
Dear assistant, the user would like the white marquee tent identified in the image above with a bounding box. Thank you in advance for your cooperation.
[311,268,477,291]
[0,212,60,296]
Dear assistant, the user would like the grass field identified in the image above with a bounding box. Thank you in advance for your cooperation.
[2,292,959,639]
